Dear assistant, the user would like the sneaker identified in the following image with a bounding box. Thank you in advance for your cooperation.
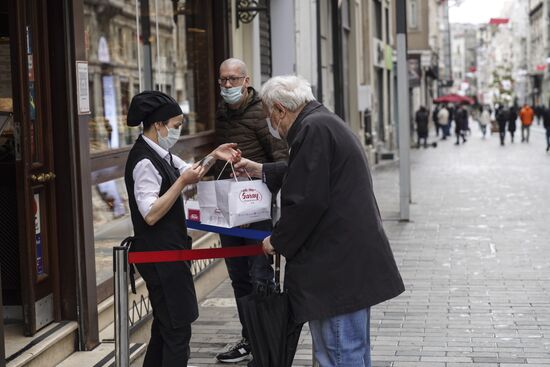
[216,338,251,363]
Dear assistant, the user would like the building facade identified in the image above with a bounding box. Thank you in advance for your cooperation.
[528,0,549,106]
[1,0,403,364]
[404,0,442,118]
[450,23,478,97]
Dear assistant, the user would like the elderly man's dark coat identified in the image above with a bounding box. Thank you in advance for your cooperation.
[263,101,405,324]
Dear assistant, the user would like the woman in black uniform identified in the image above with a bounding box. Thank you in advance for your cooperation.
[125,91,240,366]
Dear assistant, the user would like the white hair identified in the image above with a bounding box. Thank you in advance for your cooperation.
[260,75,316,112]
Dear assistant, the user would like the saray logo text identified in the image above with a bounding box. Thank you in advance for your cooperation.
[239,188,262,202]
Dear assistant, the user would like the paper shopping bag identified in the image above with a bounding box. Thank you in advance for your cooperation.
[197,178,272,228]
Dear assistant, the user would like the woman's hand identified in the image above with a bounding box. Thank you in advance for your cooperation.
[180,164,205,185]
[234,158,262,178]
[213,143,241,162]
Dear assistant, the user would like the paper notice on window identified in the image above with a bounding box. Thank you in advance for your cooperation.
[76,61,90,115]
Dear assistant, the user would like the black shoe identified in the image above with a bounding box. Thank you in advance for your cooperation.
[546,145,550,152]
[216,338,251,363]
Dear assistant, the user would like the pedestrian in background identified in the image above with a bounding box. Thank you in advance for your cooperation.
[438,105,450,140]
[448,103,455,132]
[454,104,468,145]
[508,104,518,143]
[519,103,534,143]
[433,104,441,137]
[496,106,508,146]
[535,105,543,125]
[415,106,429,148]
[236,75,405,367]
[479,107,491,139]
[214,58,288,365]
[543,106,550,152]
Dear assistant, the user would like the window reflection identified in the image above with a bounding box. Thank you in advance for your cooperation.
[85,0,215,154]
[86,0,217,287]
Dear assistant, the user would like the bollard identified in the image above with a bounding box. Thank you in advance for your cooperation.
[114,246,130,367]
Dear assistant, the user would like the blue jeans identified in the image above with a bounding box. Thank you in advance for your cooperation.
[310,307,371,367]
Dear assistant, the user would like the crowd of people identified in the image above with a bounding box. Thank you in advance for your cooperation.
[416,101,550,152]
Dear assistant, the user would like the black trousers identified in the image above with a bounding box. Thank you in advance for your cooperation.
[141,273,193,367]
[220,220,275,339]
[143,317,191,367]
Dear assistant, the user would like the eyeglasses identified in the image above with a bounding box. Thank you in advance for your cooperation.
[218,76,246,86]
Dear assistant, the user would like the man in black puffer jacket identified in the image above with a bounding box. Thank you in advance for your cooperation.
[214,58,288,364]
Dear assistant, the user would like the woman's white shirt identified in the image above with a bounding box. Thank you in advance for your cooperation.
[132,135,191,219]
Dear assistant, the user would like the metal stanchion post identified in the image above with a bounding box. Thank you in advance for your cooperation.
[114,246,130,367]
[312,350,320,366]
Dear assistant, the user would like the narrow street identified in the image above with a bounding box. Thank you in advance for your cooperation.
[189,126,550,367]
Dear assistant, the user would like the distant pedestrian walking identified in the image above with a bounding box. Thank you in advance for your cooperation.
[454,105,468,145]
[535,105,544,125]
[519,104,534,143]
[508,105,518,143]
[479,108,491,138]
[496,106,508,146]
[438,105,450,140]
[433,105,441,137]
[415,106,429,148]
[543,106,550,152]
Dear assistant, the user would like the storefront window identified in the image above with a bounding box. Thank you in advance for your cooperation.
[85,0,216,154]
[86,0,218,289]
[0,35,14,163]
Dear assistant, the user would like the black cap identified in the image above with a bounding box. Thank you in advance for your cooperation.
[127,91,183,127]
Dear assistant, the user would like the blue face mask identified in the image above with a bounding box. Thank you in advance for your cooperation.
[220,86,244,105]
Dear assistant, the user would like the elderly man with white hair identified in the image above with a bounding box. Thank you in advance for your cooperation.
[236,75,405,366]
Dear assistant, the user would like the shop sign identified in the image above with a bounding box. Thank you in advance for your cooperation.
[373,38,385,69]
[385,45,394,71]
[33,194,44,275]
[407,57,421,88]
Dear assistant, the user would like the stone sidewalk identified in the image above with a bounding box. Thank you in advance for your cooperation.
[188,126,550,367]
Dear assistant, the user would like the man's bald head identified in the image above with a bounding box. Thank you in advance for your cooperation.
[220,58,248,76]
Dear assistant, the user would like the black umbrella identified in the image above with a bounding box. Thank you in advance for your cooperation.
[237,255,304,367]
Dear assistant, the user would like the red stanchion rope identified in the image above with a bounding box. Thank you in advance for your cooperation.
[128,245,264,264]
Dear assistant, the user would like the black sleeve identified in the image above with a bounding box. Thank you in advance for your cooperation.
[270,124,331,260]
[262,161,288,193]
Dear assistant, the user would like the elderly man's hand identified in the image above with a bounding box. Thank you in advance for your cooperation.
[234,158,262,178]
[262,236,276,255]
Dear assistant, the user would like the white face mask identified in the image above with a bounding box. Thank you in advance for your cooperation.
[266,117,281,140]
[220,85,244,105]
[157,124,182,150]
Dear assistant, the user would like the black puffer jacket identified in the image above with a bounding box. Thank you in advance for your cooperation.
[215,87,288,177]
